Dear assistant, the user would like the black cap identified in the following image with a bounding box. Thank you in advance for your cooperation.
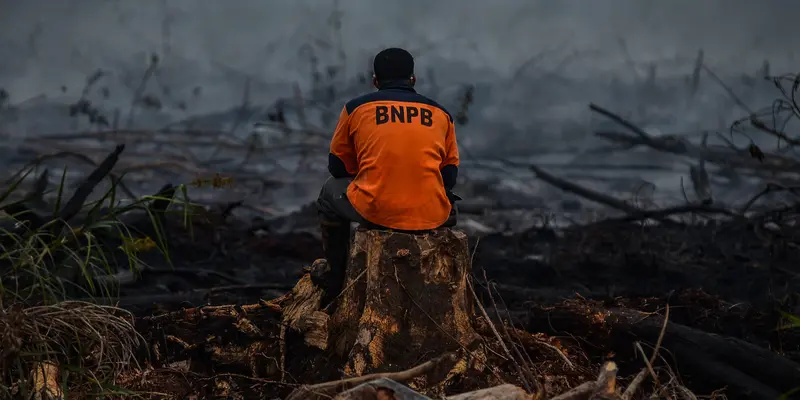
[373,48,414,81]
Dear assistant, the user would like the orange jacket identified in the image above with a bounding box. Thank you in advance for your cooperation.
[328,83,459,230]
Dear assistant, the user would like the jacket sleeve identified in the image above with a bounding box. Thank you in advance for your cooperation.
[440,118,460,190]
[328,106,358,178]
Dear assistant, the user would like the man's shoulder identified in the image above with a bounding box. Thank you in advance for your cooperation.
[344,92,386,114]
[345,91,452,122]
[411,93,453,123]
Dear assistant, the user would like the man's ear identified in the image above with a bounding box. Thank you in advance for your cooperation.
[372,75,379,89]
[409,75,416,86]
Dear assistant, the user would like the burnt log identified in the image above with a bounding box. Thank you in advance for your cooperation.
[328,227,482,378]
[136,274,329,378]
[137,301,282,376]
[516,299,800,399]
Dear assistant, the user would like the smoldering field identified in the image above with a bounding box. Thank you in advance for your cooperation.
[1,1,800,398]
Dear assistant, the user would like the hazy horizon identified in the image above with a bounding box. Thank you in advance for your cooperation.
[0,0,797,213]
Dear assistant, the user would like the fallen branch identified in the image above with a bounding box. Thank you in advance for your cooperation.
[468,277,536,394]
[527,163,719,225]
[549,362,617,400]
[56,144,125,223]
[86,284,290,310]
[623,305,670,399]
[590,105,800,173]
[284,352,458,400]
[590,203,738,225]
[528,163,638,214]
[445,384,529,400]
[5,150,137,199]
[738,182,800,214]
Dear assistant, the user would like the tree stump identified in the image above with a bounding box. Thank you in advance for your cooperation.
[328,227,481,377]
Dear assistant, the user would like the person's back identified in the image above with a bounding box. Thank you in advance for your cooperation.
[315,47,460,310]
[334,80,457,230]
[326,48,459,231]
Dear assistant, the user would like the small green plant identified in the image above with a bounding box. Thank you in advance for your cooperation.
[779,312,800,330]
[0,145,198,397]
[0,170,191,305]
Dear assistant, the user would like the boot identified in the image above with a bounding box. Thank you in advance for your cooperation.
[442,191,460,228]
[316,218,351,312]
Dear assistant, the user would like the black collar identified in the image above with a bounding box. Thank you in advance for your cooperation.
[377,80,416,92]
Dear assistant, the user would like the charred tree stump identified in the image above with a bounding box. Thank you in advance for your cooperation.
[328,227,481,378]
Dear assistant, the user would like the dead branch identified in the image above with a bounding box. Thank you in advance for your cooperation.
[284,352,458,400]
[591,361,617,398]
[126,54,160,128]
[589,104,658,144]
[623,305,670,399]
[750,117,800,146]
[528,164,638,214]
[738,182,800,214]
[5,150,137,199]
[548,382,594,400]
[468,278,536,394]
[527,163,731,225]
[333,377,431,399]
[688,133,713,204]
[87,284,290,310]
[548,362,618,400]
[590,105,800,173]
[481,271,542,387]
[590,203,738,225]
[620,369,647,400]
[56,144,125,222]
[445,384,529,400]
[701,65,754,114]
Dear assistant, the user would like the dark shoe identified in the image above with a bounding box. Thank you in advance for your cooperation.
[316,218,351,311]
[444,204,458,227]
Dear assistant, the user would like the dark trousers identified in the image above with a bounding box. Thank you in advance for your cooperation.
[316,177,370,226]
[316,177,458,230]
[314,177,458,310]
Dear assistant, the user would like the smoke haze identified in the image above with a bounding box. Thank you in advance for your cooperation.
[0,0,797,213]
[1,0,796,102]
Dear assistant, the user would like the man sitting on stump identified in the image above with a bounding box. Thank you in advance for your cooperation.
[315,47,461,309]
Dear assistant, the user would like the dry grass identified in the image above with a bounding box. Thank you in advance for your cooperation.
[0,301,144,398]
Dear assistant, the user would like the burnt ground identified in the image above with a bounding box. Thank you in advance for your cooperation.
[99,201,800,399]
[475,218,800,396]
[476,219,800,310]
